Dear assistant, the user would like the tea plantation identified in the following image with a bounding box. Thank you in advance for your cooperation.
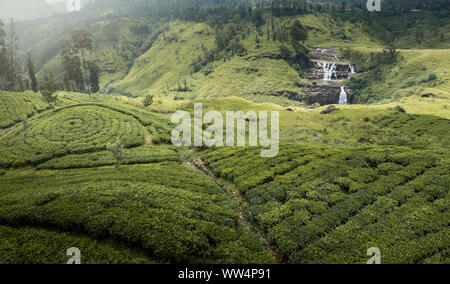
[202,145,450,264]
[0,91,448,264]
[0,163,274,263]
[0,92,48,129]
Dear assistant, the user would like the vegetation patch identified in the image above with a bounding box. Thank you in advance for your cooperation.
[202,145,449,264]
[0,163,274,263]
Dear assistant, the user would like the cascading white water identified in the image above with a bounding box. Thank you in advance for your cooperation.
[348,64,356,79]
[339,86,348,105]
[321,62,337,81]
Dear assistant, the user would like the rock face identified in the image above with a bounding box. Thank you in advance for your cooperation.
[301,48,355,106]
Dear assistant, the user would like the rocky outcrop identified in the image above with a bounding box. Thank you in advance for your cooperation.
[321,105,340,114]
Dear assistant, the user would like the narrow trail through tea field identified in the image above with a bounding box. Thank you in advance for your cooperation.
[188,157,282,263]
[0,127,14,138]
[144,131,152,145]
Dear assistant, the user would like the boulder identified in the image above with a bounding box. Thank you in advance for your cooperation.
[357,138,373,144]
[321,105,339,114]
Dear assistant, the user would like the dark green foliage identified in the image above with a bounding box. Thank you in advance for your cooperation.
[37,146,179,170]
[26,54,38,93]
[0,226,153,264]
[40,72,57,108]
[143,95,154,107]
[202,145,449,264]
[0,20,7,91]
[0,163,274,263]
[290,20,308,43]
[87,62,100,93]
[61,38,84,92]
[279,45,293,60]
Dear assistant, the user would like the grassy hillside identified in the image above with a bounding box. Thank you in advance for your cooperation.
[183,96,449,147]
[345,48,450,103]
[16,9,450,106]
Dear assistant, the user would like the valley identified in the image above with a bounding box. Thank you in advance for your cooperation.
[0,0,448,265]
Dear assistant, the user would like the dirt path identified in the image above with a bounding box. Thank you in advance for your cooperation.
[0,126,15,138]
[188,157,282,263]
[144,131,152,145]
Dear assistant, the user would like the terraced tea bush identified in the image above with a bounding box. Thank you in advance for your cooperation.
[37,146,179,170]
[85,103,173,144]
[0,226,153,264]
[0,105,147,168]
[0,163,274,263]
[202,145,449,264]
[0,91,48,129]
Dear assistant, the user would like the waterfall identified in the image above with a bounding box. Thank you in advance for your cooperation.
[322,62,337,81]
[348,64,356,79]
[339,86,348,105]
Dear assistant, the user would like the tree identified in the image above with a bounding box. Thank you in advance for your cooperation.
[107,141,125,169]
[143,95,154,107]
[290,20,308,43]
[252,9,266,32]
[26,53,38,93]
[280,45,292,60]
[41,72,58,109]
[0,19,7,91]
[71,29,93,95]
[6,18,22,92]
[384,42,399,62]
[87,61,100,93]
[60,38,84,92]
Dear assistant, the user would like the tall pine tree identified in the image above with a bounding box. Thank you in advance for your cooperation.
[26,53,38,93]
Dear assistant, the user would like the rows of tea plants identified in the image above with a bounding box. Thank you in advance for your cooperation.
[82,102,173,144]
[37,145,179,170]
[0,91,48,129]
[0,106,146,168]
[0,225,153,264]
[0,163,274,263]
[202,145,449,264]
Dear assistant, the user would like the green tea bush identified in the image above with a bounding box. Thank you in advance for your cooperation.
[0,106,146,168]
[37,146,179,170]
[0,163,274,263]
[0,226,153,264]
[0,91,48,129]
[202,144,449,264]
